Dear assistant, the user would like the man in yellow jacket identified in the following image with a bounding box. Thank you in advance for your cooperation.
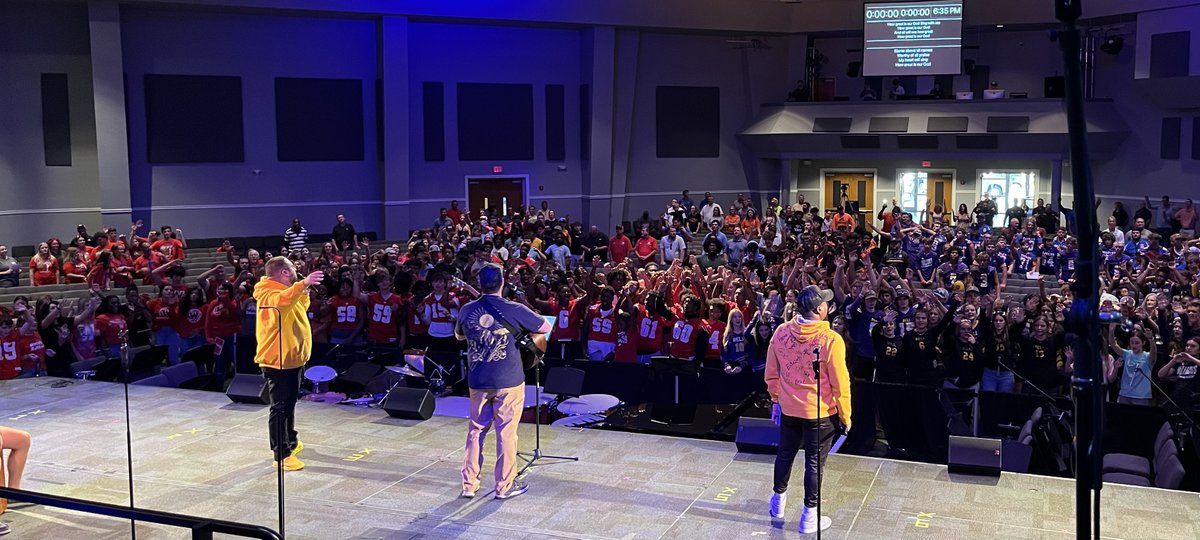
[764,285,851,534]
[254,256,323,471]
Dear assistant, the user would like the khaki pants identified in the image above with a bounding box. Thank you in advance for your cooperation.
[462,384,525,494]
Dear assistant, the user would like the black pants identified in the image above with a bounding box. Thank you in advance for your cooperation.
[773,415,839,507]
[262,366,302,460]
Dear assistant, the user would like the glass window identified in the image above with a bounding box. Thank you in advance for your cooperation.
[897,171,928,216]
[979,171,1037,227]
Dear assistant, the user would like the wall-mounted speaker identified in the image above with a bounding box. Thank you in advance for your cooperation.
[847,61,862,78]
[963,59,976,76]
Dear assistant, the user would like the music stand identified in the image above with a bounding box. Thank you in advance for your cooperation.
[650,356,698,404]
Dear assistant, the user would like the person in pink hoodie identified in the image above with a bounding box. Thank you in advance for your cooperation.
[765,285,852,534]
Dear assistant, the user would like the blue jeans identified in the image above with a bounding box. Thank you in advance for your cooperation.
[213,335,237,378]
[155,328,182,365]
[981,368,1015,393]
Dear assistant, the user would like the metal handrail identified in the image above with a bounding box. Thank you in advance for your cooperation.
[0,487,283,540]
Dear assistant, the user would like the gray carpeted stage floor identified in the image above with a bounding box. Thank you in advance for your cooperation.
[0,377,1196,539]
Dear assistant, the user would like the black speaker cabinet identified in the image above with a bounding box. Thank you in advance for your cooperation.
[226,373,269,404]
[382,387,436,420]
[336,361,382,392]
[735,416,779,454]
[947,435,1002,476]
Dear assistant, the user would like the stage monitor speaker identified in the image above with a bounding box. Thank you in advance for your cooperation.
[735,417,779,454]
[226,373,268,404]
[382,387,435,420]
[338,362,382,388]
[947,435,1002,476]
[1044,76,1065,98]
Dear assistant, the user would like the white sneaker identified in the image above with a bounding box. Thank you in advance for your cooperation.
[460,488,476,499]
[799,506,832,534]
[769,492,787,518]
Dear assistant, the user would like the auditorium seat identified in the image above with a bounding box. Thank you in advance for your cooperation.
[1102,422,1173,478]
[132,374,170,387]
[161,362,200,388]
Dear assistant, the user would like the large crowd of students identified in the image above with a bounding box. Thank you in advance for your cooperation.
[2,192,1200,417]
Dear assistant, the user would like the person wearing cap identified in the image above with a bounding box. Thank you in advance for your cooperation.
[765,285,851,534]
[455,263,551,500]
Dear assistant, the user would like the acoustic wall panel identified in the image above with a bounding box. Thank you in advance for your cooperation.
[423,82,445,162]
[1193,118,1200,160]
[457,83,534,161]
[274,77,364,162]
[40,73,72,166]
[1150,32,1190,79]
[986,116,1030,133]
[545,85,565,161]
[579,84,590,161]
[927,116,968,132]
[956,135,998,149]
[898,135,938,149]
[145,74,244,163]
[656,86,720,158]
[813,117,853,133]
[868,117,909,133]
[1161,117,1181,159]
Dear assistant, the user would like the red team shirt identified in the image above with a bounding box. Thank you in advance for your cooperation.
[174,307,206,338]
[549,298,583,342]
[19,332,45,372]
[586,305,619,344]
[669,317,710,360]
[329,296,363,332]
[613,329,638,363]
[0,330,21,379]
[704,320,726,361]
[95,313,128,348]
[147,298,178,331]
[367,292,405,343]
[634,305,666,354]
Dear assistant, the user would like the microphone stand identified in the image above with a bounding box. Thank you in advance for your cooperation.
[517,357,579,476]
[1132,363,1200,430]
[119,331,136,540]
[812,346,823,540]
[259,305,286,540]
[994,355,1060,403]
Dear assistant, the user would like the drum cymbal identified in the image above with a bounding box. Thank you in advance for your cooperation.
[385,365,424,378]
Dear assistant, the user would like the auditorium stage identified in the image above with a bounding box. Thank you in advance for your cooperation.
[0,378,1196,540]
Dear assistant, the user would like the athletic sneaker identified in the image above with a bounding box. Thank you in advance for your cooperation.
[799,506,832,534]
[272,455,305,471]
[494,481,529,500]
[769,492,787,518]
[0,521,10,536]
[291,440,304,458]
[460,488,476,499]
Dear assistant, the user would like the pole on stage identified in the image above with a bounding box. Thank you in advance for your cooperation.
[119,330,137,540]
[1053,1,1104,539]
[260,305,286,539]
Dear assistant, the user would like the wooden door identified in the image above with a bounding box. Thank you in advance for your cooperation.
[467,178,525,217]
[824,172,875,217]
[927,173,954,216]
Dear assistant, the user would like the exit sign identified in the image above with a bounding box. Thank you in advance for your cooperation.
[921,161,932,168]
[492,166,503,173]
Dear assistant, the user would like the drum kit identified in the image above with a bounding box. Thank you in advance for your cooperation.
[522,391,623,428]
[329,348,456,408]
